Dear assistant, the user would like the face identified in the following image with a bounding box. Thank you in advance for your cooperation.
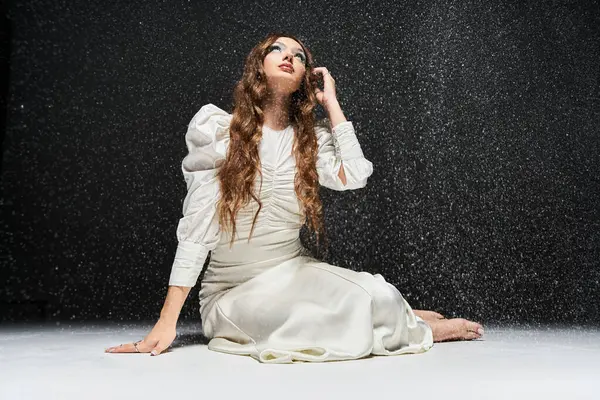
[262,37,307,94]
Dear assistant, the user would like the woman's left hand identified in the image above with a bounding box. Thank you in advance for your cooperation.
[313,67,338,109]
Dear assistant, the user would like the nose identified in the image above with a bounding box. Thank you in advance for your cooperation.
[282,50,294,63]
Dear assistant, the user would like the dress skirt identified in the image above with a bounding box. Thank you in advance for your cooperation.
[199,248,434,364]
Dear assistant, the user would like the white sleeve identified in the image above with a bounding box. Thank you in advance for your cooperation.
[168,104,231,287]
[315,118,374,191]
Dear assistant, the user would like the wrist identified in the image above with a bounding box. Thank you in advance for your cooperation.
[325,99,346,128]
[159,311,179,326]
[324,98,341,113]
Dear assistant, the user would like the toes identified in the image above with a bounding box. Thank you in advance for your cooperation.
[454,318,484,340]
[462,320,484,338]
[466,321,484,336]
[465,330,481,340]
[415,310,446,320]
[431,318,485,342]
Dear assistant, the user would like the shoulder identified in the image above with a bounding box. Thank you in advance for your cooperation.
[182,104,232,171]
[191,103,232,122]
[185,103,233,145]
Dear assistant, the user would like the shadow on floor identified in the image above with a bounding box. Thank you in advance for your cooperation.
[171,331,210,348]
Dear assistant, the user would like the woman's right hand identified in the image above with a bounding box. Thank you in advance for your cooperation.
[105,318,177,356]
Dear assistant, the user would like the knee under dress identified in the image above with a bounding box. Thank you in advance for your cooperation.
[168,103,434,363]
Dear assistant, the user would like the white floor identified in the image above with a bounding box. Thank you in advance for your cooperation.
[0,322,598,400]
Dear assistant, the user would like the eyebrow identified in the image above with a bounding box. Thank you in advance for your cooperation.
[274,41,305,54]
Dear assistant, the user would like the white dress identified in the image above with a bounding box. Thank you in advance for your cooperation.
[168,103,434,363]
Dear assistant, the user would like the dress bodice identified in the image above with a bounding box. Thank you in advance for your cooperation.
[168,103,374,288]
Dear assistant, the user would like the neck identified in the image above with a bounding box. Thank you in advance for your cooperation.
[262,93,291,130]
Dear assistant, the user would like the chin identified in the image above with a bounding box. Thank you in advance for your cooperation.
[267,77,302,93]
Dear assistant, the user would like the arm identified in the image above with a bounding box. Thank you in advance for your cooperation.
[108,285,191,356]
[313,67,372,190]
[325,99,348,185]
[159,285,192,325]
[106,104,231,356]
[104,287,189,356]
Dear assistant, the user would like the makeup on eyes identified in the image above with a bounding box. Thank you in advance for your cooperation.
[269,42,306,64]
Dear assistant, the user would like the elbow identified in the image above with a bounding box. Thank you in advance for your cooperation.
[338,158,373,190]
[341,177,369,190]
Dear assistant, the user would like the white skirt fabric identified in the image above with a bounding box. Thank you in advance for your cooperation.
[199,232,434,364]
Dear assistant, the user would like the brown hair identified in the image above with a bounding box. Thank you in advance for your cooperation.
[216,31,327,252]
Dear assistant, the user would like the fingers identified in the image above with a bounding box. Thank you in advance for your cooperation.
[314,88,324,105]
[105,342,139,353]
[312,67,335,107]
[313,66,333,75]
[105,339,171,356]
[150,340,169,356]
[105,339,153,354]
[312,67,335,83]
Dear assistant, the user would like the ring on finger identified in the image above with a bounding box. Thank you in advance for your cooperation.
[133,340,142,353]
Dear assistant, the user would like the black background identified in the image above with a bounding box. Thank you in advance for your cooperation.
[1,0,598,325]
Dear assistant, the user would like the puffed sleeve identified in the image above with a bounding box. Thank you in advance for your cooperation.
[168,104,232,287]
[315,118,374,191]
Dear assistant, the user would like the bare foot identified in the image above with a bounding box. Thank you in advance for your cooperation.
[413,309,445,322]
[427,318,484,342]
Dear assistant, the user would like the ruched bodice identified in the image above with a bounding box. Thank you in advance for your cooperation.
[201,124,312,313]
[230,124,305,232]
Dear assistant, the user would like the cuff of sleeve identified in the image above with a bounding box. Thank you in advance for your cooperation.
[168,241,210,287]
[331,121,365,161]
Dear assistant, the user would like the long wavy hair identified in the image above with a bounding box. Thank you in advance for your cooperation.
[216,32,327,252]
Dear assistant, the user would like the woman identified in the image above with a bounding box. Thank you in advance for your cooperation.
[106,32,484,363]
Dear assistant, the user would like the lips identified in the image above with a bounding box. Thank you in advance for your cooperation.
[279,63,294,73]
